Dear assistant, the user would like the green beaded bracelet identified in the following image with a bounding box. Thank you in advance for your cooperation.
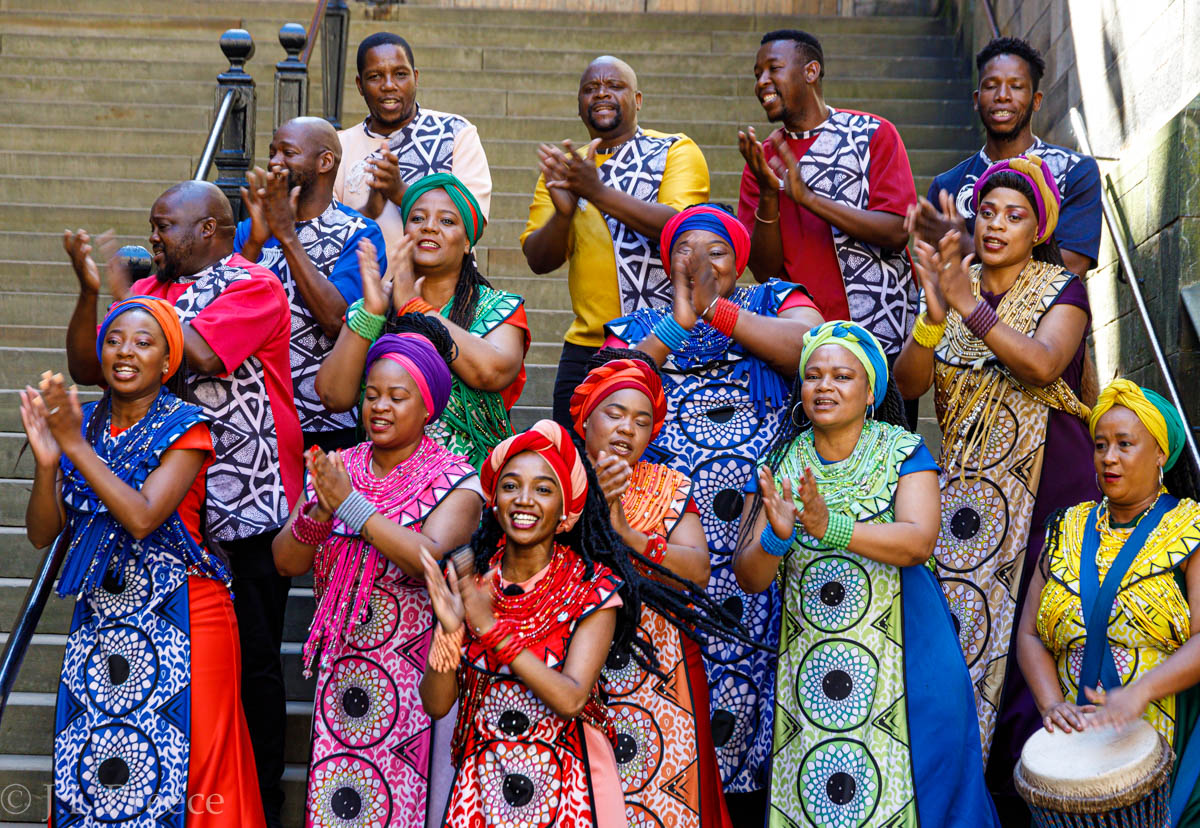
[821,511,854,549]
[346,298,384,342]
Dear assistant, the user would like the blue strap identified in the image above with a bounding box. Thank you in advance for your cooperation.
[1171,731,1200,826]
[1076,495,1178,703]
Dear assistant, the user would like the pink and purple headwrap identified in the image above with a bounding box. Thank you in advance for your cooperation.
[971,154,1063,245]
[660,204,751,275]
[365,333,452,422]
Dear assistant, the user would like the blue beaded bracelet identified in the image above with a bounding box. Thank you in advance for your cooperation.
[760,523,796,557]
[652,315,691,352]
[335,490,377,535]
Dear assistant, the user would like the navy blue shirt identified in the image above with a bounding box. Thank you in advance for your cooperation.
[928,137,1102,267]
[235,200,386,433]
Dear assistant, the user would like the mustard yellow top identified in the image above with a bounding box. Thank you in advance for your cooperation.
[520,130,710,347]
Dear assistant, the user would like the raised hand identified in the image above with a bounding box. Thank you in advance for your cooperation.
[240,167,272,248]
[94,231,132,301]
[308,448,353,512]
[765,132,813,207]
[20,386,61,467]
[758,466,799,541]
[911,239,949,325]
[934,229,977,317]
[738,126,781,192]
[594,451,633,526]
[366,146,404,203]
[537,142,579,217]
[384,233,418,308]
[356,238,394,316]
[685,246,720,323]
[1084,684,1148,732]
[458,564,497,635]
[905,194,962,248]
[263,166,301,240]
[1041,700,1095,733]
[37,372,84,451]
[63,229,102,295]
[421,547,465,633]
[669,246,698,331]
[546,138,603,201]
[302,447,335,520]
[794,466,831,540]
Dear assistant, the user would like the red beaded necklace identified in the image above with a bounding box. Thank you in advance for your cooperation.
[486,542,599,646]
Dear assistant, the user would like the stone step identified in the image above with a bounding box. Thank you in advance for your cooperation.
[0,151,194,181]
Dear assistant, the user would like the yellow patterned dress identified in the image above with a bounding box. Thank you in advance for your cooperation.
[1038,498,1200,741]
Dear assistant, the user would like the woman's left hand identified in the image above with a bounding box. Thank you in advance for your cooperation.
[794,466,831,540]
[1084,684,1150,732]
[308,448,353,512]
[932,230,977,316]
[686,246,721,322]
[37,372,84,450]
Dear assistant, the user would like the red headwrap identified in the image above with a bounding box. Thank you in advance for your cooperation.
[659,204,752,276]
[480,420,588,532]
[569,358,666,441]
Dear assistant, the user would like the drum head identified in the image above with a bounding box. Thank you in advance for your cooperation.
[1015,718,1172,812]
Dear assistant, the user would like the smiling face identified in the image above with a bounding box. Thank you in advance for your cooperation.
[494,451,565,546]
[362,358,430,449]
[148,193,204,283]
[406,189,469,273]
[753,39,818,124]
[267,122,326,195]
[669,228,739,295]
[800,344,873,428]
[578,59,640,138]
[356,43,419,133]
[100,309,170,397]
[1093,406,1165,505]
[974,185,1039,267]
[974,53,1042,141]
[583,387,655,464]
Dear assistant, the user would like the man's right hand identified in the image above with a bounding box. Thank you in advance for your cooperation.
[738,126,781,193]
[63,228,104,295]
[537,142,579,218]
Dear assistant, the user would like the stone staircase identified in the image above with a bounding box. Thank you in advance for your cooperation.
[0,1,976,824]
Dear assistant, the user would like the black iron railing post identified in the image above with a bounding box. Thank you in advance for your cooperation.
[0,535,67,728]
[320,0,350,128]
[274,23,309,130]
[214,29,256,221]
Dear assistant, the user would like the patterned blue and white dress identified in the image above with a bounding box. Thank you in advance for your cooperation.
[606,279,801,794]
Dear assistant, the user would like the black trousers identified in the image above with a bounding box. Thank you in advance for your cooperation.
[551,341,600,430]
[225,531,290,828]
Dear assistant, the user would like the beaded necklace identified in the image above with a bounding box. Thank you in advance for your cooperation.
[487,542,600,648]
[620,461,681,531]
[788,419,895,519]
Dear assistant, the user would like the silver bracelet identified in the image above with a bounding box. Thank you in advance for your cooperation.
[335,490,377,535]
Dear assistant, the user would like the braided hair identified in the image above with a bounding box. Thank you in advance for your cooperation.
[382,311,457,364]
[584,345,662,376]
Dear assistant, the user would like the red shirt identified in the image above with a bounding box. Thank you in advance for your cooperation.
[131,253,303,511]
[737,113,916,322]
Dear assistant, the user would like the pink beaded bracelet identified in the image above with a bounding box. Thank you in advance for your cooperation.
[291,500,333,546]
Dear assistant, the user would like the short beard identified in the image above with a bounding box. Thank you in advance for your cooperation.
[288,167,318,198]
[982,106,1034,144]
[586,108,624,135]
[154,239,194,283]
[371,101,415,131]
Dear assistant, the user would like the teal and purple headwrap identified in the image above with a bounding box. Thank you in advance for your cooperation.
[659,204,751,274]
[800,321,889,404]
[365,333,452,423]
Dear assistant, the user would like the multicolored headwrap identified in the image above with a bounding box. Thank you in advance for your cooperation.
[1089,378,1186,471]
[660,204,751,275]
[399,172,485,249]
[97,295,185,379]
[569,358,666,441]
[365,333,453,423]
[480,419,588,533]
[800,321,889,405]
[972,154,1063,245]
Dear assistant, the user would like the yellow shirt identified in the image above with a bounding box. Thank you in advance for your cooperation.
[520,130,709,346]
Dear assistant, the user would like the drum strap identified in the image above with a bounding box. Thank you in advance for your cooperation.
[1077,495,1178,702]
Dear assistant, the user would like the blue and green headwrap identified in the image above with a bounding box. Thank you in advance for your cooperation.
[1089,378,1186,471]
[800,321,889,405]
[399,172,485,249]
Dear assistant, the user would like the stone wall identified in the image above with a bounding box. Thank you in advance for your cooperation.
[941,0,1200,425]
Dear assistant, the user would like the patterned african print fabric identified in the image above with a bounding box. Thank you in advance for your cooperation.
[1038,499,1200,743]
[930,261,1087,763]
[769,421,997,828]
[305,440,477,828]
[601,463,729,828]
[606,279,798,794]
[53,394,228,826]
[592,128,679,313]
[447,549,622,828]
[174,256,291,541]
[343,107,466,196]
[253,200,376,433]
[794,107,917,356]
[424,285,525,468]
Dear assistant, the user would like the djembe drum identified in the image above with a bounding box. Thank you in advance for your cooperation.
[1014,719,1174,827]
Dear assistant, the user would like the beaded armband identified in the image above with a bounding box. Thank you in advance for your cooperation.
[652,315,691,352]
[346,298,385,342]
[963,299,1000,340]
[429,623,464,672]
[292,499,334,546]
[710,297,740,337]
[643,534,668,565]
[759,523,796,557]
[821,512,855,550]
[334,490,377,535]
[911,312,946,349]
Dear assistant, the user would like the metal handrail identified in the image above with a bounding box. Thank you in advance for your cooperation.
[300,0,331,66]
[193,87,236,181]
[1069,107,1200,479]
[980,0,1001,38]
[0,534,67,728]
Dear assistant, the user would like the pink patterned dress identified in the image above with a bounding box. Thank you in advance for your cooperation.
[303,438,479,828]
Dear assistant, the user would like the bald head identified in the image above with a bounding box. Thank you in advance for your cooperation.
[275,116,342,164]
[158,180,234,230]
[149,180,235,282]
[578,56,641,142]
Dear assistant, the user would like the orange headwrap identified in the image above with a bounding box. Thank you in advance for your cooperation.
[480,420,589,533]
[97,296,185,379]
[569,358,666,441]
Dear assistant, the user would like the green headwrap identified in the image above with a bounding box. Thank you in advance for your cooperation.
[799,321,889,404]
[399,172,485,249]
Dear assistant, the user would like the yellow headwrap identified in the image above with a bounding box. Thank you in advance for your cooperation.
[972,154,1062,245]
[1088,378,1186,470]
